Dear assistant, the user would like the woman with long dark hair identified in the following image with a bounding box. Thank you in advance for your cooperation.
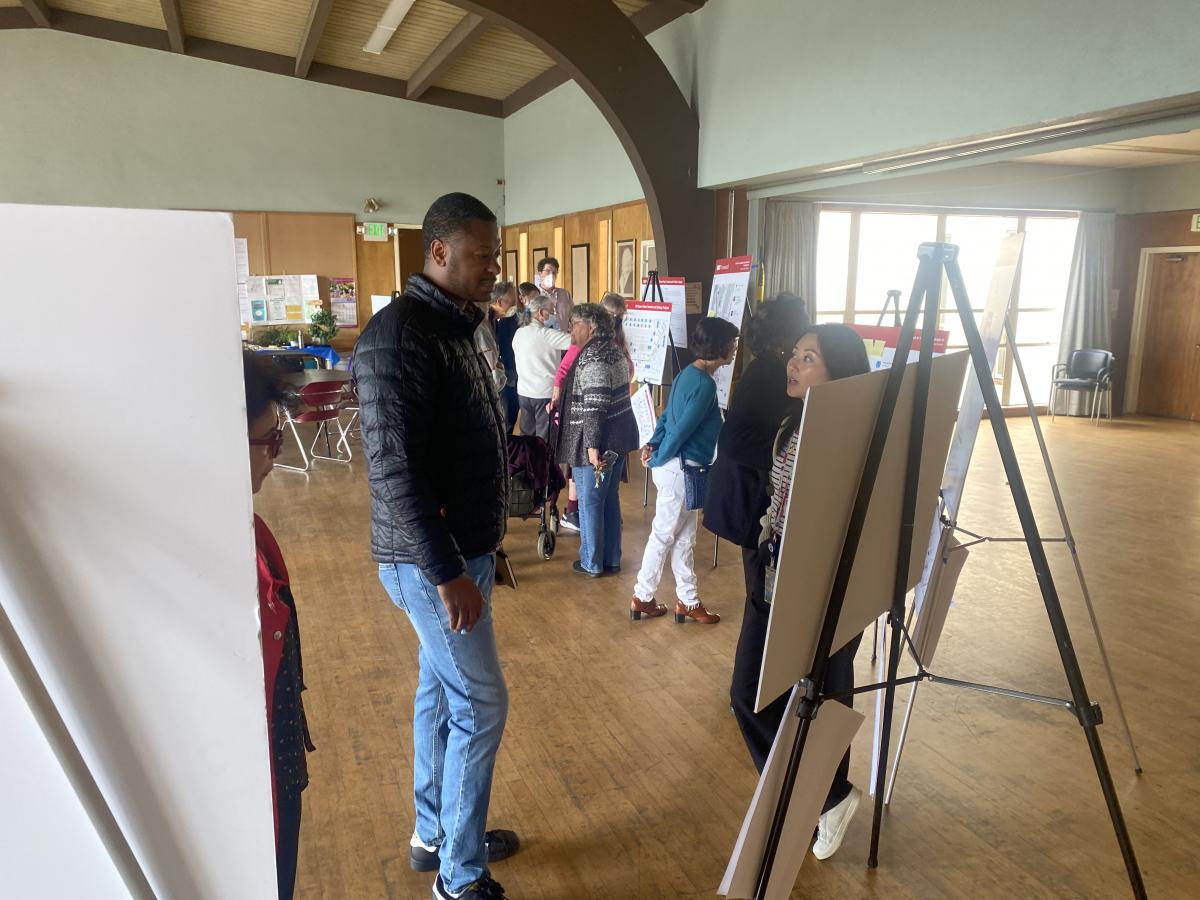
[729,324,870,863]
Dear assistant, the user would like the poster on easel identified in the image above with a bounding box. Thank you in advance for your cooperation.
[640,276,689,348]
[624,300,673,385]
[848,323,949,370]
[708,255,754,408]
[330,277,358,327]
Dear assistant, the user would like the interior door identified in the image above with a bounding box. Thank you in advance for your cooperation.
[354,231,397,337]
[1137,252,1200,419]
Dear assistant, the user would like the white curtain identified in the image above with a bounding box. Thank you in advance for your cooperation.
[762,199,818,313]
[1054,212,1115,415]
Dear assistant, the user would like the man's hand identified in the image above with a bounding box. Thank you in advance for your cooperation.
[437,574,485,633]
[587,447,601,467]
[639,445,653,467]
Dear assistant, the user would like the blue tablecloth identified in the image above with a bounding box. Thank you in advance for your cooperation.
[255,345,340,368]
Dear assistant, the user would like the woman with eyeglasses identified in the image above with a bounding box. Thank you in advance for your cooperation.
[245,352,315,900]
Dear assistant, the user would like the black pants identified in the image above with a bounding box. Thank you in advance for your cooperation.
[276,786,303,900]
[731,544,862,814]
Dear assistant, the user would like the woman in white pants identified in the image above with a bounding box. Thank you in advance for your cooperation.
[631,317,740,624]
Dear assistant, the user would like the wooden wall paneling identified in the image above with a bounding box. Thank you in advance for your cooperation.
[348,234,398,352]
[553,225,564,276]
[527,220,557,277]
[518,232,529,283]
[564,210,594,303]
[231,211,269,275]
[1113,208,1200,412]
[596,216,610,299]
[263,212,357,279]
[395,228,425,288]
[1135,252,1200,419]
[503,226,521,282]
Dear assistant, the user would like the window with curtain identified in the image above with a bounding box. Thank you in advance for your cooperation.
[813,207,1079,404]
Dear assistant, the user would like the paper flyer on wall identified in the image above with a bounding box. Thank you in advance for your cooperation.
[631,383,658,447]
[640,276,688,348]
[299,274,322,320]
[848,323,949,370]
[708,256,753,408]
[330,277,358,327]
[624,300,673,385]
[370,294,392,316]
[237,283,251,325]
[234,237,250,283]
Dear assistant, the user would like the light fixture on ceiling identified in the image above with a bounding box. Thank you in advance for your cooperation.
[363,0,418,55]
[364,198,382,214]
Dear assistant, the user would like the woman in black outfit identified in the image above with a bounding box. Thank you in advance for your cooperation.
[703,293,809,595]
[728,324,871,862]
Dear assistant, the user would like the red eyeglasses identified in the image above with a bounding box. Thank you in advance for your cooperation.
[250,424,285,459]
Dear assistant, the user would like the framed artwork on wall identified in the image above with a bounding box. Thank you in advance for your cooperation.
[615,239,636,297]
[640,240,657,282]
[571,244,589,303]
[504,250,518,283]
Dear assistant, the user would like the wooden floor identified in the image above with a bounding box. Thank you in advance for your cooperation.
[257,416,1200,899]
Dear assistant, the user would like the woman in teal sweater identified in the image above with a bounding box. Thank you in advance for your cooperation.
[631,317,740,624]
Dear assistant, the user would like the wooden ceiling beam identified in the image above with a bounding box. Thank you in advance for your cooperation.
[502,0,704,115]
[159,0,185,54]
[406,12,488,100]
[295,0,335,79]
[20,0,53,29]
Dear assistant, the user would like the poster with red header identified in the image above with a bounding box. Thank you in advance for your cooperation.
[848,323,950,371]
[709,255,753,408]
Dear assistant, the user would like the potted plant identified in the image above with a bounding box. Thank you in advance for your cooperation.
[308,308,339,346]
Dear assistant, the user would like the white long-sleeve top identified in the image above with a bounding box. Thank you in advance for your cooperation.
[512,320,572,399]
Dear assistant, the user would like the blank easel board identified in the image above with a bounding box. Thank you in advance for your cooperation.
[911,534,968,667]
[757,352,969,711]
[0,205,275,899]
[719,689,864,899]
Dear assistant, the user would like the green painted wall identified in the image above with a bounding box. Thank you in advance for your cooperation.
[0,30,504,221]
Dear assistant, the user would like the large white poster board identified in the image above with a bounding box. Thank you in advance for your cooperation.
[757,352,969,711]
[709,256,754,408]
[0,205,276,899]
[640,275,688,348]
[624,300,673,385]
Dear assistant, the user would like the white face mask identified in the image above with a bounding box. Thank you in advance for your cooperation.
[541,272,555,289]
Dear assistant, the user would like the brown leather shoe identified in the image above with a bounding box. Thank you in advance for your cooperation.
[674,600,720,624]
[630,595,667,620]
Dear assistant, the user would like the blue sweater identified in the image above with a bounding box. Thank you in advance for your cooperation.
[649,364,722,467]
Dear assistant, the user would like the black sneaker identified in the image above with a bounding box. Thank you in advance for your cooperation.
[560,511,581,533]
[433,872,507,899]
[411,830,520,872]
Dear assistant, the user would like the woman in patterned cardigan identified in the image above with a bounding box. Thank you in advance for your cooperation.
[556,304,640,577]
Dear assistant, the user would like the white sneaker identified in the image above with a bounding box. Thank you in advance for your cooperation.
[812,785,861,860]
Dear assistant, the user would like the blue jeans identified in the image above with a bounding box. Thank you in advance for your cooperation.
[572,454,626,574]
[378,556,508,894]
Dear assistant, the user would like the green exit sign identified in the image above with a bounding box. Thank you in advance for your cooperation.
[1192,213,1200,232]
[363,222,389,241]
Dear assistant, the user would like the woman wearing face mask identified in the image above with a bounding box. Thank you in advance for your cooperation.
[729,324,870,863]
[244,352,315,900]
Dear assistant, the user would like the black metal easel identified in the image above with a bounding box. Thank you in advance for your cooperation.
[641,270,682,508]
[750,242,1145,900]
[876,288,903,327]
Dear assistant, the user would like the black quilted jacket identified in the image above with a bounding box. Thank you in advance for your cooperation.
[354,274,509,584]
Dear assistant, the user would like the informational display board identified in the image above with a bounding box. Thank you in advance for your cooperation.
[757,352,969,711]
[0,204,276,899]
[849,323,950,370]
[708,256,754,408]
[330,277,357,327]
[640,276,688,348]
[252,274,321,325]
[624,300,673,385]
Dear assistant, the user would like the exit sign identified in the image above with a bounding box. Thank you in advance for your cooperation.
[363,222,389,241]
[1191,213,1200,232]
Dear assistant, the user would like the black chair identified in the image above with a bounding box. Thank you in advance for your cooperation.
[1049,349,1115,424]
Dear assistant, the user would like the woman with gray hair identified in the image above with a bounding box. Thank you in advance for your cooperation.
[556,304,639,576]
[512,291,571,441]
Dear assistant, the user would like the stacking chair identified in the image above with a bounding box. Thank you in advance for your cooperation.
[1049,349,1115,424]
[276,381,352,472]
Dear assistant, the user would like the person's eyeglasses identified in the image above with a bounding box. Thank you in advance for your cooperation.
[249,423,285,459]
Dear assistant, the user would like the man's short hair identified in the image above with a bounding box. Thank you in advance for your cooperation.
[491,280,514,302]
[422,193,497,256]
[536,257,559,273]
[518,281,539,296]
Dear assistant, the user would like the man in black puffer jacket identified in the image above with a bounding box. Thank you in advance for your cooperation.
[356,193,516,900]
